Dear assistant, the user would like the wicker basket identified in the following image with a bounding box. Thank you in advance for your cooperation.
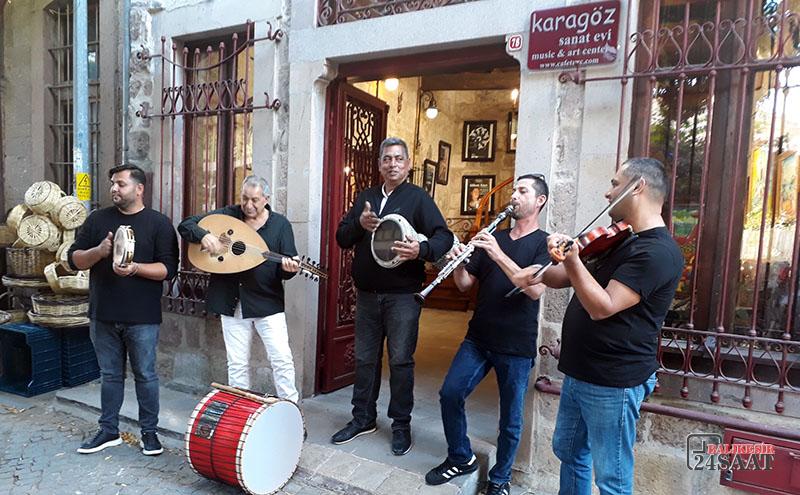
[31,294,88,317]
[49,196,87,230]
[59,270,89,294]
[44,262,69,294]
[6,204,30,231]
[5,247,55,277]
[55,241,76,273]
[27,310,89,328]
[25,181,64,215]
[1,275,50,289]
[62,229,76,245]
[17,215,61,251]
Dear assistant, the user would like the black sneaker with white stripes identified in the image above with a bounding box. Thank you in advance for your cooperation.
[424,454,478,485]
[485,480,511,495]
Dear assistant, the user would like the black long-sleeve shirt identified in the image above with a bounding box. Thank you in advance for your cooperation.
[67,206,179,324]
[336,182,453,293]
[177,204,297,318]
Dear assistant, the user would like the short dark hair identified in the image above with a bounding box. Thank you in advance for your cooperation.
[379,137,409,161]
[621,157,667,202]
[517,173,549,209]
[108,164,147,186]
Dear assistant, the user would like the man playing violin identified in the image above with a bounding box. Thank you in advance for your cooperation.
[70,164,179,456]
[513,158,683,495]
[178,175,301,403]
[425,174,550,495]
[331,137,453,455]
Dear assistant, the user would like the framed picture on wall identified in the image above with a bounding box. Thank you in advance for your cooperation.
[423,159,438,197]
[507,111,518,152]
[461,175,495,215]
[437,141,451,185]
[462,120,497,162]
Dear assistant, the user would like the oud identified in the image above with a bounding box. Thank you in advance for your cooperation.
[187,214,327,281]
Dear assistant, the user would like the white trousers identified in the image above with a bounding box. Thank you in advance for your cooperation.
[220,304,299,402]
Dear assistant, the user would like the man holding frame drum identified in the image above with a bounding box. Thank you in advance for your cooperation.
[69,164,179,456]
[331,136,453,456]
[178,175,301,403]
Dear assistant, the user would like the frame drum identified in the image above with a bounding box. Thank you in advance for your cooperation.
[185,389,304,495]
[370,214,428,269]
[113,226,135,266]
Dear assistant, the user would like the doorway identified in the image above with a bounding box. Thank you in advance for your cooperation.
[311,44,521,475]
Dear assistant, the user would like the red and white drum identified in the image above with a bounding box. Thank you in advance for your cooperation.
[186,387,304,495]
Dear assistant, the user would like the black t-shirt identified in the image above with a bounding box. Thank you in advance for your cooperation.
[558,226,684,387]
[68,207,179,324]
[465,228,550,358]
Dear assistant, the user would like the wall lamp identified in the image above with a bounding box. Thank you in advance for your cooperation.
[420,90,438,120]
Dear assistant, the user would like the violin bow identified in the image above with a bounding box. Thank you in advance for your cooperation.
[504,175,642,298]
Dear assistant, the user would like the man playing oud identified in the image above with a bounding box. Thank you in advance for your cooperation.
[178,175,300,403]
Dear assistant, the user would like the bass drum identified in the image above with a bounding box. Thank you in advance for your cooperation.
[185,388,304,495]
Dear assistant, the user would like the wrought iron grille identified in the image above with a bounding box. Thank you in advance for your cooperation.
[548,0,800,415]
[136,20,284,315]
[47,0,100,203]
[317,0,480,26]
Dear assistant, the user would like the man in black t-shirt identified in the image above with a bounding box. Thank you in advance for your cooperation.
[178,175,301,402]
[513,158,683,495]
[69,164,179,457]
[425,174,550,495]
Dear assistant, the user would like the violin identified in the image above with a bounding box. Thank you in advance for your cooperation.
[550,221,634,263]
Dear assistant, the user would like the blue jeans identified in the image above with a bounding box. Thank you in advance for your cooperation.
[552,373,657,495]
[439,339,534,484]
[350,290,422,430]
[90,320,160,435]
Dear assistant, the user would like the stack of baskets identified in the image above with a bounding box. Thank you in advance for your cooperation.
[2,181,89,327]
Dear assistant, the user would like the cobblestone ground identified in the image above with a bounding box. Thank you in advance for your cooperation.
[0,400,337,495]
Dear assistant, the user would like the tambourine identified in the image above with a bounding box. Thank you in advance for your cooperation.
[371,214,428,269]
[113,225,135,267]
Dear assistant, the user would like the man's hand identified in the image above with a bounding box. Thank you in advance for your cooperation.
[547,233,578,264]
[201,233,224,255]
[470,229,501,260]
[359,201,380,232]
[511,264,544,288]
[96,232,113,258]
[446,242,471,269]
[392,236,420,261]
[281,256,301,273]
[113,261,139,278]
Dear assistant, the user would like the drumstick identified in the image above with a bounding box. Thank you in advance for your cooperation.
[211,382,274,404]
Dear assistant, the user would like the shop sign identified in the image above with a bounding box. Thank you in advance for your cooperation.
[528,0,620,70]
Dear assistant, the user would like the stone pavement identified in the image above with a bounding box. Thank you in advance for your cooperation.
[0,392,343,495]
[1,387,537,495]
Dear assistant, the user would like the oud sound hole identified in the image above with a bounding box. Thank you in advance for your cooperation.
[231,241,246,255]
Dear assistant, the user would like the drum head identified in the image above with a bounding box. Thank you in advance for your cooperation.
[113,227,133,266]
[240,400,304,494]
[372,219,402,263]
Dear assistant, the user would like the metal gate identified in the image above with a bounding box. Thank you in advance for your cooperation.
[136,21,284,315]
[549,0,800,414]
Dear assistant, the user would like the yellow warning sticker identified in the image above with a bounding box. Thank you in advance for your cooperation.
[76,173,91,201]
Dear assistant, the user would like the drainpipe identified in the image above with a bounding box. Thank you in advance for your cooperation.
[73,0,91,207]
[0,2,5,215]
[121,0,130,165]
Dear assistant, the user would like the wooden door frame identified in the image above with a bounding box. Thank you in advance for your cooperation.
[314,42,515,394]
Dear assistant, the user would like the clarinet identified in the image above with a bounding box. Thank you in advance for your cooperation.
[415,204,515,303]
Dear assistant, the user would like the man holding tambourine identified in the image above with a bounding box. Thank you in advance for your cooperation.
[68,164,179,457]
[331,137,453,456]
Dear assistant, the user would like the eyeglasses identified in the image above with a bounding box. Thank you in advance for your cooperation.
[381,154,407,164]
